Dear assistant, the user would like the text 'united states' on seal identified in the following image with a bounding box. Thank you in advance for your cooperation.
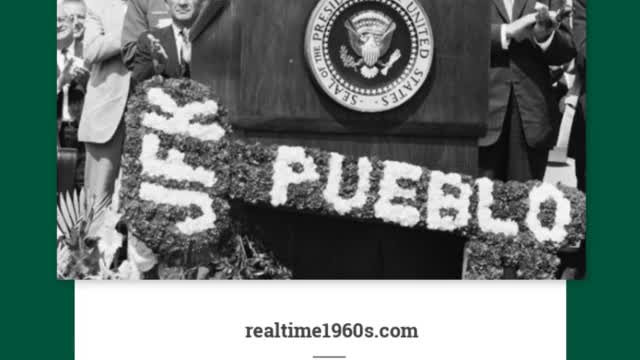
[305,0,434,112]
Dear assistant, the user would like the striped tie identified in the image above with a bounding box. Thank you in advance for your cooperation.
[178,29,191,77]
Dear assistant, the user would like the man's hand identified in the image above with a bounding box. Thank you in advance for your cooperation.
[147,34,169,74]
[58,59,75,89]
[504,13,537,43]
[58,57,90,92]
[71,65,90,87]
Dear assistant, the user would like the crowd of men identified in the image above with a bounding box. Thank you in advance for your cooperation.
[56,0,587,206]
[57,0,203,202]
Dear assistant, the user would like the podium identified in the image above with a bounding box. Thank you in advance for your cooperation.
[191,0,490,278]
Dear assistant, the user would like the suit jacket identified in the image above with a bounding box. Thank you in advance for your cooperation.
[78,0,131,144]
[122,0,171,70]
[57,80,86,122]
[568,0,586,162]
[188,0,226,43]
[573,0,586,113]
[189,0,230,86]
[481,0,576,149]
[130,25,190,87]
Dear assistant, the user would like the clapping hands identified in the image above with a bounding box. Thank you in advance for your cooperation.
[147,34,169,74]
[70,61,90,86]
[58,56,89,90]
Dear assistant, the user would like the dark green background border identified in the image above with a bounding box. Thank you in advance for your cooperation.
[3,1,632,358]
[566,0,637,359]
[4,1,74,358]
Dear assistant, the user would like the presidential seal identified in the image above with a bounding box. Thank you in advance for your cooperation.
[305,0,434,113]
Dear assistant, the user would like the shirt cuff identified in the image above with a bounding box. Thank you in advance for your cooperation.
[500,24,511,50]
[535,30,555,51]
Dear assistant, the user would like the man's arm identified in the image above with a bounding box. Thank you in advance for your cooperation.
[537,0,576,66]
[491,13,538,55]
[490,24,507,55]
[122,0,149,70]
[83,1,121,66]
[130,32,156,88]
[573,0,586,77]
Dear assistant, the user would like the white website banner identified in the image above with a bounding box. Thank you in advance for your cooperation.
[76,282,565,360]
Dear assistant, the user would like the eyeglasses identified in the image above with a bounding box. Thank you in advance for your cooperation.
[57,14,86,23]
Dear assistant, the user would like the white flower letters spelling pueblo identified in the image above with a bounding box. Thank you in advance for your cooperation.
[265,147,576,244]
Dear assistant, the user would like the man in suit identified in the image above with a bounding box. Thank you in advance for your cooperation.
[57,1,89,123]
[122,0,171,70]
[569,0,586,192]
[58,0,87,60]
[130,0,203,86]
[57,0,89,125]
[78,0,131,204]
[57,1,89,192]
[481,0,576,181]
[560,0,586,279]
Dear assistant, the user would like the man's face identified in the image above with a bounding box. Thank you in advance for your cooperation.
[166,0,201,27]
[63,1,87,39]
[57,5,73,48]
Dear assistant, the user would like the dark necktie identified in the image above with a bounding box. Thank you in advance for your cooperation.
[178,29,191,78]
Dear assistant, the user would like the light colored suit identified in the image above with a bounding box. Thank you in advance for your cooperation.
[79,0,130,144]
[79,0,130,203]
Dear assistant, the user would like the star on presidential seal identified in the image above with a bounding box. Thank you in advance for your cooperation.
[305,0,434,112]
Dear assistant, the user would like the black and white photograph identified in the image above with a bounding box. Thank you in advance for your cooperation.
[56,0,587,280]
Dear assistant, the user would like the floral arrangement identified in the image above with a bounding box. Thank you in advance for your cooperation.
[119,77,234,266]
[230,145,585,279]
[110,78,586,279]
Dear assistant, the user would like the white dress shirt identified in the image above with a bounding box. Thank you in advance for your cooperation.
[504,0,514,20]
[171,24,191,65]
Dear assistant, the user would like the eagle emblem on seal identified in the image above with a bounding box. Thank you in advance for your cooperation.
[340,10,402,79]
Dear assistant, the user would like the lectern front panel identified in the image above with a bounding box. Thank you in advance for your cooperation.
[192,0,489,138]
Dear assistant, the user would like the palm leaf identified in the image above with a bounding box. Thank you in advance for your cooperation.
[58,193,76,235]
[56,205,70,236]
[72,189,81,221]
[57,188,95,237]
[90,193,110,221]
[85,193,111,235]
[66,191,78,223]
